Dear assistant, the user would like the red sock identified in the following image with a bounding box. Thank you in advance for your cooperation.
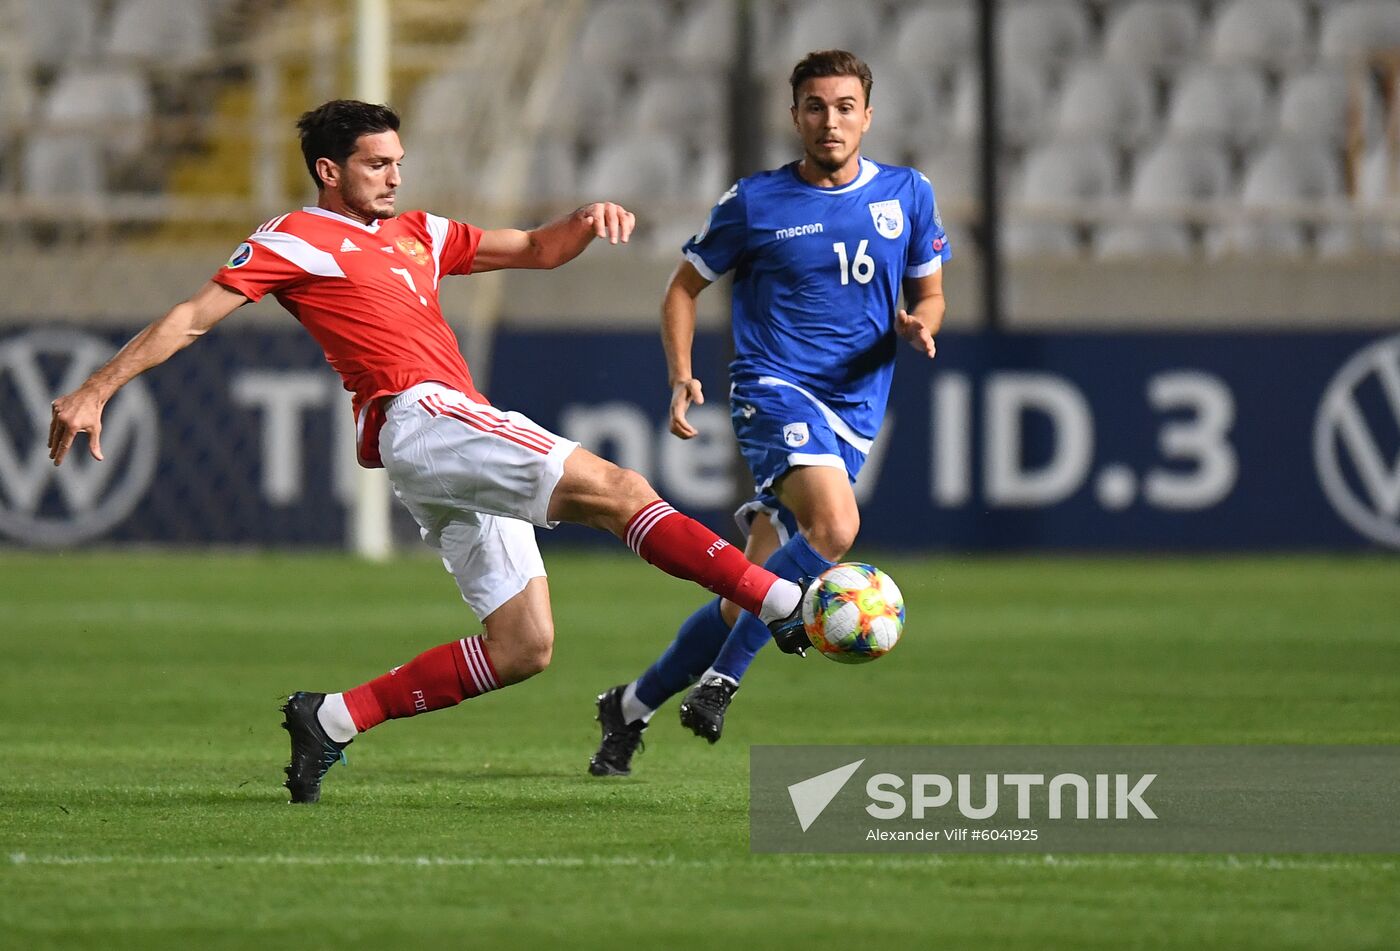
[624,499,779,617]
[342,634,500,732]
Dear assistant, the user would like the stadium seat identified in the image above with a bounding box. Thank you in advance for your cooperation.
[106,0,212,67]
[952,61,1054,149]
[1337,143,1400,254]
[1009,137,1113,258]
[1356,141,1397,206]
[690,148,730,203]
[1055,61,1156,145]
[574,0,671,67]
[889,4,976,78]
[542,58,624,145]
[1206,215,1308,256]
[1129,140,1233,209]
[860,122,905,166]
[1210,0,1308,69]
[1319,0,1400,62]
[1094,221,1193,259]
[579,134,687,203]
[1242,139,1343,204]
[632,71,726,147]
[478,138,580,208]
[20,0,99,69]
[1165,64,1272,148]
[1019,138,1120,207]
[772,0,882,68]
[998,1,1092,65]
[1208,140,1344,257]
[1003,219,1081,258]
[1315,217,1400,257]
[912,140,980,210]
[1277,67,1382,146]
[670,0,780,69]
[408,67,480,134]
[862,60,941,151]
[41,65,152,159]
[671,0,735,69]
[1103,0,1201,67]
[22,131,104,197]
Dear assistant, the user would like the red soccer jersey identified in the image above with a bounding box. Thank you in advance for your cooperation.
[212,206,486,466]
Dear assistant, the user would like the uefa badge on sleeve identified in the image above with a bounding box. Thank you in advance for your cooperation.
[225,242,253,269]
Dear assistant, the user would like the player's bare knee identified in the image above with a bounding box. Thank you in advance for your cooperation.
[494,626,553,682]
[611,465,656,512]
[596,465,658,530]
[804,516,859,561]
[514,640,552,679]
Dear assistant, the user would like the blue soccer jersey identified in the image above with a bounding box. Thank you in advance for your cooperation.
[682,157,950,440]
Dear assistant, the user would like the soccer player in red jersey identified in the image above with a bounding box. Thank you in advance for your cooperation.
[47,100,810,803]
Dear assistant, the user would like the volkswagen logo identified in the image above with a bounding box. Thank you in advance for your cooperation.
[0,328,158,546]
[1313,334,1400,550]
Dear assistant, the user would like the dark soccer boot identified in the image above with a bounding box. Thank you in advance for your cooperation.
[281,691,350,804]
[678,674,740,743]
[768,576,816,656]
[588,685,647,776]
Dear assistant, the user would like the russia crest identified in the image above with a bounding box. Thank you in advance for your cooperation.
[868,199,904,239]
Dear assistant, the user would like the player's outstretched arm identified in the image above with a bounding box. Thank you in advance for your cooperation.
[661,260,712,439]
[896,269,945,359]
[472,202,636,272]
[48,281,247,466]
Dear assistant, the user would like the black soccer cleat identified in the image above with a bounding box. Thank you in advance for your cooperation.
[281,691,350,804]
[768,577,816,656]
[588,685,647,776]
[678,674,739,744]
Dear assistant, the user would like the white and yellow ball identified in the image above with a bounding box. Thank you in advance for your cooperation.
[800,563,905,663]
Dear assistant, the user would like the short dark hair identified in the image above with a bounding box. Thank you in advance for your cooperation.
[295,99,401,188]
[789,49,873,107]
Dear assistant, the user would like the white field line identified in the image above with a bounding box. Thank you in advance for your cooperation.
[6,853,1395,872]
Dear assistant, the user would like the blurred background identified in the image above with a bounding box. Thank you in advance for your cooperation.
[0,0,1397,554]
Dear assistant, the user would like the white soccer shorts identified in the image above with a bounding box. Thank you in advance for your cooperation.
[378,382,579,620]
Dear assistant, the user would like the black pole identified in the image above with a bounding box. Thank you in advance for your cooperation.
[977,0,1004,332]
[725,0,762,523]
[730,0,763,179]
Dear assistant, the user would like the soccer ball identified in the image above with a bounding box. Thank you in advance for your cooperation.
[800,563,905,663]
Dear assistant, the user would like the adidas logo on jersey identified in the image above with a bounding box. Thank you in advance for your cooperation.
[340,238,361,252]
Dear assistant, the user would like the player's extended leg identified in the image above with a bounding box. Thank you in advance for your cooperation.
[587,519,782,775]
[678,466,857,741]
[547,446,805,636]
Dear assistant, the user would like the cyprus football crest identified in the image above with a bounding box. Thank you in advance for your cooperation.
[869,199,904,239]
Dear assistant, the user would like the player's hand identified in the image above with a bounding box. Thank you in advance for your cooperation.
[669,378,704,439]
[895,309,936,358]
[579,202,635,245]
[48,388,106,466]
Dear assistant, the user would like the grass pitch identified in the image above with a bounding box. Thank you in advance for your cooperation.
[2,550,1398,949]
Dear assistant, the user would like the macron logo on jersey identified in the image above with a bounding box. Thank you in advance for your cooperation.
[340,238,361,252]
[774,222,824,240]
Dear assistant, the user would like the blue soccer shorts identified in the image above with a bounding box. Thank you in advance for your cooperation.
[729,375,872,541]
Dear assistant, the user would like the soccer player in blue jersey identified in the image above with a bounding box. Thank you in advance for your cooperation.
[589,50,949,775]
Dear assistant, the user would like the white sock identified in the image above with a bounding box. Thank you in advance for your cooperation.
[620,681,656,725]
[758,578,802,623]
[317,692,358,743]
[700,668,739,688]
